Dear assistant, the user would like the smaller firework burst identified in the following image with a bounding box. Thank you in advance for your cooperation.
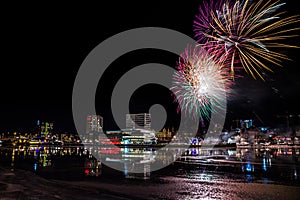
[171,46,233,120]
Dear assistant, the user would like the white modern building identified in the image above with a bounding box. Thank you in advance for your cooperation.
[126,113,151,130]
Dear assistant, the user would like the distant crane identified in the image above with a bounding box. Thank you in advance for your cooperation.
[252,111,265,126]
[276,113,300,132]
[232,119,240,129]
[276,113,290,131]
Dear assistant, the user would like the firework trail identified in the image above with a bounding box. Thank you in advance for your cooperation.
[194,0,229,45]
[171,46,233,120]
[194,0,300,80]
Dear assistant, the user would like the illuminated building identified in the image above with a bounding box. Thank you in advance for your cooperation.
[155,128,173,143]
[126,113,151,130]
[37,120,53,138]
[240,119,253,129]
[86,115,103,133]
[84,115,103,144]
[121,129,156,145]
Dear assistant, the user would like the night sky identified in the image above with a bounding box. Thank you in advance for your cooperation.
[1,1,300,133]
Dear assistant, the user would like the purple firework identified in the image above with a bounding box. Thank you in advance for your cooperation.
[193,0,229,44]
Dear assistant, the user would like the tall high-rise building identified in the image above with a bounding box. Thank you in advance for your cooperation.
[126,113,151,130]
[37,120,53,137]
[83,115,104,144]
[86,115,103,133]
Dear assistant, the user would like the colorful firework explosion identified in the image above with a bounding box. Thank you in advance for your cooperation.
[194,0,300,80]
[193,0,229,45]
[171,46,233,120]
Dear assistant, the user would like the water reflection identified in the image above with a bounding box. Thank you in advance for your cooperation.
[84,154,101,177]
[0,145,299,185]
[178,147,300,185]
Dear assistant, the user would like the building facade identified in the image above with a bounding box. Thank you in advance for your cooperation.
[37,120,53,138]
[86,115,103,133]
[126,113,151,130]
[84,115,104,144]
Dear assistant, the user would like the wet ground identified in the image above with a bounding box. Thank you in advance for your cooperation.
[1,167,300,200]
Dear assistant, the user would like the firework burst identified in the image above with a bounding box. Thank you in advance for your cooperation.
[194,0,230,45]
[171,46,233,120]
[194,0,300,80]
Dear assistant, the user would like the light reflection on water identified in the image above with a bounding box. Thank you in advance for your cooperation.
[0,145,299,185]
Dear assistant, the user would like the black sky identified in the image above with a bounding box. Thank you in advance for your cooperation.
[1,1,300,133]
